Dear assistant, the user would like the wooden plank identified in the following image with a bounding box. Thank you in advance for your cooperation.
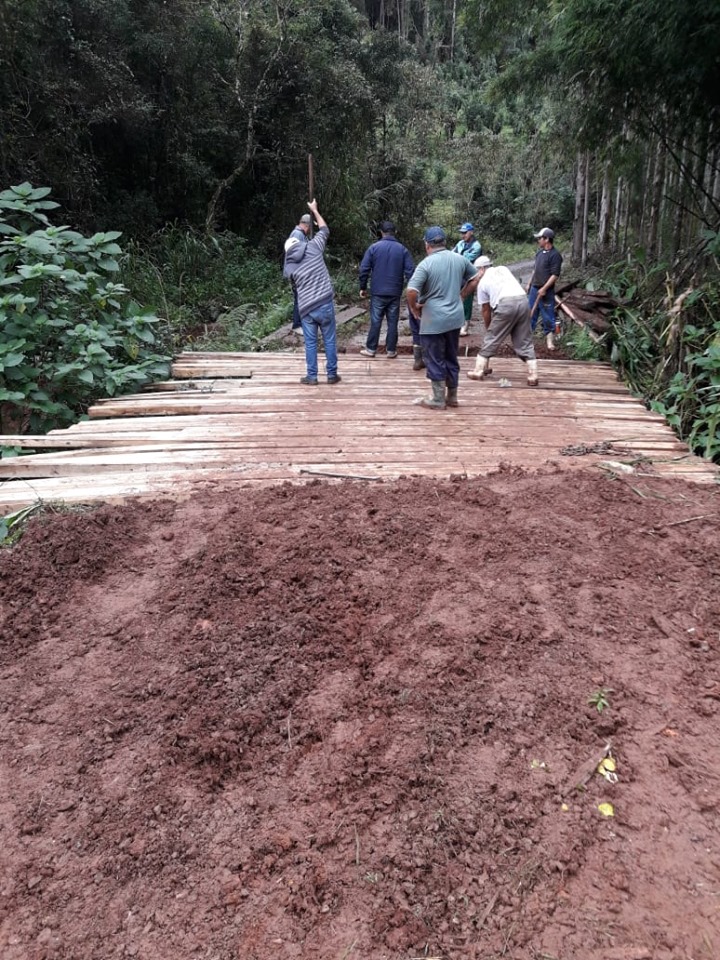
[1,351,716,509]
[257,304,366,344]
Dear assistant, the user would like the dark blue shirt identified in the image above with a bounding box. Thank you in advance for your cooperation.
[531,247,563,287]
[359,236,415,298]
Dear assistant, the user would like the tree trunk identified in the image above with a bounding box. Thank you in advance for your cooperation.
[597,161,611,252]
[619,178,631,254]
[647,137,666,259]
[581,151,591,266]
[450,0,457,62]
[670,141,687,260]
[638,138,655,245]
[572,150,586,264]
[612,175,623,253]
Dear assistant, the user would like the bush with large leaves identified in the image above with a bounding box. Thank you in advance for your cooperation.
[0,183,170,434]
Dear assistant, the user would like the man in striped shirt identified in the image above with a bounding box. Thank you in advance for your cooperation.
[288,199,341,385]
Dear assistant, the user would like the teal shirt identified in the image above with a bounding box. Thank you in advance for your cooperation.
[407,250,477,334]
[453,238,482,263]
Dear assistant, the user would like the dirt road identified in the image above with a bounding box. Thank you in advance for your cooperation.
[1,470,719,959]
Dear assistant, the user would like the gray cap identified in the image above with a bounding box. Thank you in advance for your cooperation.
[300,214,312,225]
[533,227,554,240]
[474,255,493,268]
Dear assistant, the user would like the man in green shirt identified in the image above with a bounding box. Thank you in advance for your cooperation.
[406,226,478,409]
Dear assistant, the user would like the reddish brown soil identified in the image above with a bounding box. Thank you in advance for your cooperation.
[1,471,720,960]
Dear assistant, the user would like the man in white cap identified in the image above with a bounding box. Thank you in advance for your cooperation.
[287,199,341,385]
[467,255,539,387]
[283,213,313,332]
[527,227,562,350]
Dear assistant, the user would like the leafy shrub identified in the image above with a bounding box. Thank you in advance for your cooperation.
[608,247,720,462]
[0,183,170,435]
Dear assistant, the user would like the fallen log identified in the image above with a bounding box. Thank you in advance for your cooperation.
[556,299,604,341]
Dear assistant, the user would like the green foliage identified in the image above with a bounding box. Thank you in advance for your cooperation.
[448,123,574,241]
[120,226,296,350]
[0,502,41,546]
[588,687,613,713]
[608,246,720,461]
[194,300,294,353]
[0,183,170,433]
[562,324,606,362]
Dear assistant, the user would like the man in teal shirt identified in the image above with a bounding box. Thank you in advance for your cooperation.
[406,226,478,409]
[453,222,482,335]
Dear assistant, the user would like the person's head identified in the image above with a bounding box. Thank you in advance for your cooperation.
[380,220,395,236]
[533,226,554,249]
[424,226,446,251]
[459,222,475,241]
[474,254,493,276]
[298,213,313,235]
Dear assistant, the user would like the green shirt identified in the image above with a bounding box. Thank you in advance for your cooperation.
[407,250,477,334]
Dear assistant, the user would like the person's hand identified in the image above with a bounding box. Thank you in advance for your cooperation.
[308,198,319,214]
[359,289,368,299]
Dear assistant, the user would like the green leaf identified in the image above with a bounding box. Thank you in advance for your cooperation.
[0,352,26,367]
[77,368,94,384]
[17,263,63,278]
[90,231,123,244]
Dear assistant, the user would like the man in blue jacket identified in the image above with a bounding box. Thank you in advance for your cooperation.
[453,222,482,336]
[359,221,414,359]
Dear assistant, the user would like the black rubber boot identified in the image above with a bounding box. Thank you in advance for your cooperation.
[445,381,459,407]
[412,345,426,371]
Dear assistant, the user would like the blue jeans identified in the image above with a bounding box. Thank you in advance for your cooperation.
[408,305,421,345]
[420,329,460,387]
[301,300,338,380]
[291,287,302,329]
[366,295,400,353]
[528,286,556,335]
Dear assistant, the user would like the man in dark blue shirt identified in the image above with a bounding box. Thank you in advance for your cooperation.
[359,221,414,359]
[527,227,563,350]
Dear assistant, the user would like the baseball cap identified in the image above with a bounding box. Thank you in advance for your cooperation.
[533,227,554,240]
[459,222,475,233]
[424,226,446,244]
[300,214,312,225]
[474,255,493,268]
[380,220,395,233]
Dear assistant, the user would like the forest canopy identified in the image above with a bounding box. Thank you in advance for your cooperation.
[2,0,718,260]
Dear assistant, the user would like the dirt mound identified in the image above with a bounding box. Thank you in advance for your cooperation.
[1,471,719,959]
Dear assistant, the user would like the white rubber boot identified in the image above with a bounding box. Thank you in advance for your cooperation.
[467,356,492,380]
[527,359,539,387]
[546,332,555,351]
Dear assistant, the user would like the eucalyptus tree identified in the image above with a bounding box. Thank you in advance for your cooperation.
[464,0,720,262]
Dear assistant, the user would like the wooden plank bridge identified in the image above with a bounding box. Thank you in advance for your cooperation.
[0,351,717,510]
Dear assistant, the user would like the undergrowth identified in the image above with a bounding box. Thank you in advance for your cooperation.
[561,323,606,362]
[120,226,362,353]
[604,238,720,462]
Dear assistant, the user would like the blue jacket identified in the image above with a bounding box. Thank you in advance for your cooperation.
[359,236,414,297]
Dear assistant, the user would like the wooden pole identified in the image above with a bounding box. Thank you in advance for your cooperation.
[308,153,314,237]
